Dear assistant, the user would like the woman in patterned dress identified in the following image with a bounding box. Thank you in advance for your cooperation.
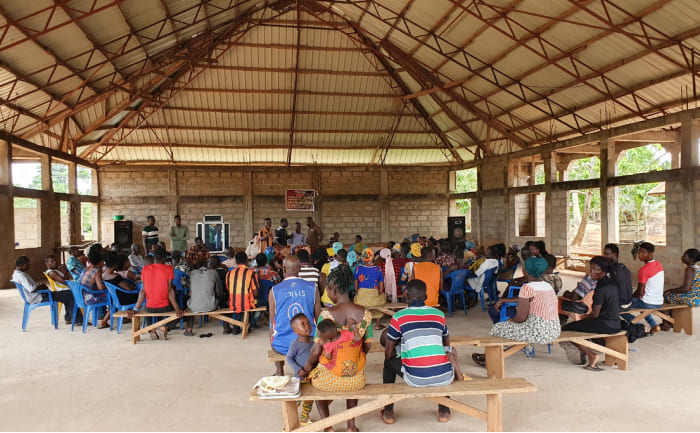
[661,248,700,330]
[299,264,372,432]
[472,257,560,365]
[353,248,386,308]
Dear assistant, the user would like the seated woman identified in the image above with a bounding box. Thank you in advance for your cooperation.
[473,257,560,363]
[78,250,110,328]
[102,251,139,306]
[560,256,621,370]
[254,253,281,285]
[115,254,139,282]
[298,264,372,432]
[541,253,563,294]
[465,245,500,292]
[377,248,400,303]
[660,248,700,330]
[128,244,145,269]
[353,248,386,308]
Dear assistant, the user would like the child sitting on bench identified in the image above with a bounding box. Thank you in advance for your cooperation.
[286,314,315,426]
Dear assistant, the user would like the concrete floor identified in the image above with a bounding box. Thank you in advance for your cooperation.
[2,275,699,432]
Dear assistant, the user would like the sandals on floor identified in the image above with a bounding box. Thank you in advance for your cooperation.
[583,365,603,371]
[183,330,195,336]
[379,409,395,425]
[471,353,486,367]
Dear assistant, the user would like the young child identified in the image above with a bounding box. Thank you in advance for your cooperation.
[317,318,361,362]
[286,313,315,426]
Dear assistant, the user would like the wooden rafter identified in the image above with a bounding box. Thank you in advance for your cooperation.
[53,0,126,84]
[330,0,583,143]
[89,5,295,161]
[287,6,302,166]
[95,125,436,134]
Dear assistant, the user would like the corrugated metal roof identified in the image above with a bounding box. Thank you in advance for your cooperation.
[0,0,698,165]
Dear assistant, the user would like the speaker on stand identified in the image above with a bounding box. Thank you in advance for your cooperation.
[114,220,133,252]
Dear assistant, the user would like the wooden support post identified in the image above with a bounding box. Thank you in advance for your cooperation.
[243,170,254,242]
[672,307,693,335]
[281,400,300,432]
[484,345,505,379]
[602,334,628,370]
[486,393,503,432]
[132,316,141,344]
[380,169,390,242]
[543,152,556,242]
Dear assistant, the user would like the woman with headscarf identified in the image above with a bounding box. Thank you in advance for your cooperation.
[378,248,399,303]
[472,257,560,365]
[353,248,386,308]
[319,243,346,307]
[561,256,621,370]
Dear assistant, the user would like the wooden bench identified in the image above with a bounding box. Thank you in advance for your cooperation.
[250,378,536,432]
[623,303,693,335]
[474,331,628,379]
[267,335,479,364]
[114,306,266,344]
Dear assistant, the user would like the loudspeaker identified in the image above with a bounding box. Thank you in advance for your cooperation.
[448,216,466,242]
[114,220,133,250]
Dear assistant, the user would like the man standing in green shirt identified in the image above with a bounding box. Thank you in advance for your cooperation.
[169,214,189,252]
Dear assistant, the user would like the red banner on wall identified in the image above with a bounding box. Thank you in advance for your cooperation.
[286,189,315,211]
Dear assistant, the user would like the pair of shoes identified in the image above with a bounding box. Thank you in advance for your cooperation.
[199,333,213,338]
[521,345,535,358]
[437,409,451,423]
[183,330,195,336]
[471,353,486,367]
[231,327,241,335]
[650,325,661,334]
[222,326,232,335]
[583,365,603,371]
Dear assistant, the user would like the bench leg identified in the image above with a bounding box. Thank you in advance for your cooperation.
[132,316,141,344]
[672,307,693,335]
[603,334,628,370]
[485,346,505,379]
[242,311,250,340]
[281,400,300,432]
[486,393,503,432]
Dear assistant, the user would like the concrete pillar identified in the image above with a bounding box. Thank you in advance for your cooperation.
[474,166,483,244]
[600,137,619,245]
[503,161,511,247]
[312,168,322,227]
[0,140,14,283]
[680,117,699,251]
[243,170,254,244]
[41,154,58,251]
[543,152,557,245]
[379,169,390,242]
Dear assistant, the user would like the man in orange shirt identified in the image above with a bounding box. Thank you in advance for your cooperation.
[129,247,183,339]
[259,218,275,251]
[225,251,261,335]
[409,247,443,307]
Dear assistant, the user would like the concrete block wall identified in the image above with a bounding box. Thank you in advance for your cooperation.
[480,194,507,247]
[548,189,569,254]
[98,166,453,251]
[13,207,41,249]
[387,199,447,241]
[322,197,381,242]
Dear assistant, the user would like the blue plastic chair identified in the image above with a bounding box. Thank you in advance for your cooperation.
[497,261,519,285]
[476,267,498,311]
[104,281,138,333]
[442,270,469,317]
[498,285,521,322]
[66,281,111,333]
[12,280,58,331]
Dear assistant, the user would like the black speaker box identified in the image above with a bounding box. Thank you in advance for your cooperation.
[448,216,466,242]
[114,220,133,250]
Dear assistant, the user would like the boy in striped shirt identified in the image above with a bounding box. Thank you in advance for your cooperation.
[381,279,464,424]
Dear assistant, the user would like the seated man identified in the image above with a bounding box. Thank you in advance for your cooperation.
[381,279,464,425]
[622,242,664,332]
[14,256,80,325]
[221,247,237,268]
[409,247,442,307]
[183,257,226,336]
[128,248,183,340]
[269,255,320,375]
[45,254,72,287]
[185,237,210,269]
[465,245,500,293]
[224,251,260,335]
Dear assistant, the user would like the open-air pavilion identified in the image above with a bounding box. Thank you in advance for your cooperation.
[1,0,699,431]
